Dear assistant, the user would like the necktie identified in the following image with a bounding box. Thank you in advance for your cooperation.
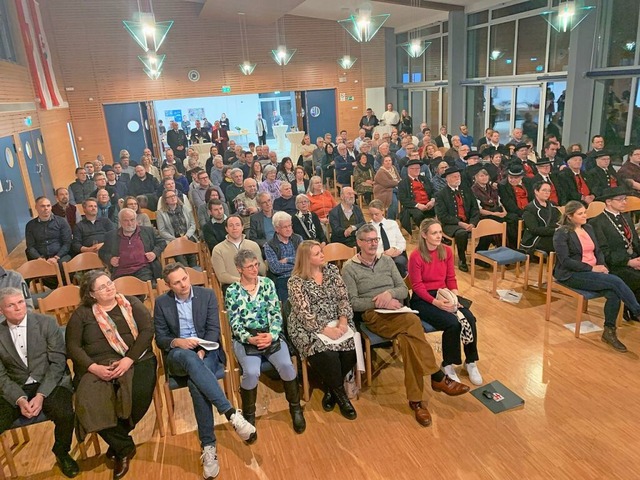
[379,222,391,250]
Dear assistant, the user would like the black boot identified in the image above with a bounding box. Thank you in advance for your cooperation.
[239,387,258,426]
[283,380,306,434]
[322,390,336,412]
[601,326,628,352]
[332,387,357,420]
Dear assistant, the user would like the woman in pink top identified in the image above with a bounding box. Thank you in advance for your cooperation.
[408,218,482,385]
[552,200,640,352]
[306,176,336,225]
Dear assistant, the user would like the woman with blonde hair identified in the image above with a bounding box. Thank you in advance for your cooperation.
[306,175,336,225]
[287,241,357,419]
[140,155,161,181]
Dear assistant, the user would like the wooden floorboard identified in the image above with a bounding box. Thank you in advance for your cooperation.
[5,233,640,479]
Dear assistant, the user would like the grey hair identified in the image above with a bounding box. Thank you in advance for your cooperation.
[0,287,23,304]
[295,194,310,207]
[230,168,243,177]
[118,207,137,221]
[272,211,292,229]
[264,165,277,175]
[356,223,377,240]
[257,191,271,202]
[234,249,258,269]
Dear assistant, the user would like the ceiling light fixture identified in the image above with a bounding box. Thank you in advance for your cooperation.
[398,2,431,58]
[123,12,173,52]
[540,0,595,33]
[271,17,296,66]
[338,4,389,43]
[237,13,256,75]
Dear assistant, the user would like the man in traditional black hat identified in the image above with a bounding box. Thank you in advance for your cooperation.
[557,152,595,206]
[584,151,620,198]
[508,142,538,179]
[398,159,436,235]
[528,157,560,205]
[498,164,531,248]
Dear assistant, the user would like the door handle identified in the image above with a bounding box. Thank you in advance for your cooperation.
[5,180,13,192]
[36,164,42,174]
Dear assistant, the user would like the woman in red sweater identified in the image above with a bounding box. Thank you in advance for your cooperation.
[408,218,482,385]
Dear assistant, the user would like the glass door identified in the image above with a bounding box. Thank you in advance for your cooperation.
[410,90,424,129]
[515,86,541,146]
[489,86,513,144]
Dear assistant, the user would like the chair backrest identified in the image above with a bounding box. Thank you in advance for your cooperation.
[75,204,85,216]
[113,276,155,311]
[161,236,203,267]
[622,195,640,213]
[556,205,565,215]
[16,258,63,293]
[39,285,81,325]
[470,219,507,247]
[62,252,105,285]
[155,268,211,296]
[585,201,605,219]
[404,275,412,292]
[323,243,357,265]
[516,219,524,249]
[140,208,156,222]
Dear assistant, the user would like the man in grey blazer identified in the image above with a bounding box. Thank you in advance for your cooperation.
[153,263,255,480]
[0,288,78,478]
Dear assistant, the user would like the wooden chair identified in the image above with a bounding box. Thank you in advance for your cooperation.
[281,301,313,402]
[470,219,529,296]
[38,285,81,325]
[517,219,548,289]
[16,258,63,294]
[140,208,157,223]
[585,201,605,219]
[622,195,640,213]
[156,267,212,295]
[544,252,622,337]
[113,276,156,310]
[62,252,105,285]
[161,236,206,269]
[159,310,234,435]
[322,243,356,270]
[556,205,565,215]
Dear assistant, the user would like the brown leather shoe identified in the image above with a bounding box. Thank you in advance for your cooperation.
[431,375,470,396]
[409,401,432,427]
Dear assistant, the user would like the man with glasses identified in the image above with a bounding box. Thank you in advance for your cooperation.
[263,212,302,302]
[99,208,166,282]
[234,178,259,231]
[590,186,640,313]
[342,224,469,427]
[190,170,224,210]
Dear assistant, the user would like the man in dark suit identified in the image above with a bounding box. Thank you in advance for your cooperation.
[167,121,189,160]
[190,120,212,144]
[211,120,229,153]
[154,263,256,479]
[99,208,166,282]
[398,159,436,235]
[508,143,538,179]
[0,288,78,478]
[435,167,486,272]
[497,164,531,248]
[590,187,640,308]
[359,108,379,139]
[557,152,595,206]
[328,187,365,247]
[584,151,619,198]
[528,158,560,204]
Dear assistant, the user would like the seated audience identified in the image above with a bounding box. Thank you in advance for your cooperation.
[139,155,160,182]
[287,241,357,420]
[292,166,309,197]
[584,151,618,198]
[91,172,118,206]
[190,170,224,210]
[154,263,256,479]
[307,175,336,225]
[508,143,538,178]
[202,199,228,251]
[320,144,336,181]
[0,288,78,478]
[209,155,225,187]
[225,168,245,207]
[553,200,640,352]
[557,152,594,206]
[471,168,507,222]
[264,212,301,302]
[353,153,375,205]
[343,225,469,426]
[226,250,305,433]
[156,190,198,267]
[277,157,296,183]
[329,187,365,247]
[273,182,297,215]
[234,178,260,231]
[617,146,640,192]
[25,196,72,273]
[69,167,95,204]
[66,271,156,479]
[250,160,264,184]
[211,216,265,288]
[72,197,116,255]
[497,164,531,248]
[530,158,559,204]
[123,196,151,228]
[292,194,326,245]
[373,154,402,219]
[398,159,436,235]
[161,148,186,175]
[259,165,282,201]
[99,208,166,282]
[52,187,81,229]
[248,192,275,248]
[409,219,482,384]
[104,166,128,201]
[128,165,160,211]
[0,268,33,313]
[520,181,560,254]
[95,188,119,225]
[431,160,449,193]
[368,200,407,276]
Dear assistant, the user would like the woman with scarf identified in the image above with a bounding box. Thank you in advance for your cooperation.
[67,270,156,479]
[471,168,508,222]
[353,153,375,205]
[277,157,296,183]
[292,194,326,246]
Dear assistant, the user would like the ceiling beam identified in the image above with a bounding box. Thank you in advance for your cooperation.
[375,0,464,12]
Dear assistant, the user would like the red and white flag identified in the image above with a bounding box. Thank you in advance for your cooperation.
[15,0,64,110]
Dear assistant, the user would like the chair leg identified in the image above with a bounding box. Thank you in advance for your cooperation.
[89,433,101,456]
[575,296,585,338]
[0,434,17,479]
[492,264,499,297]
[301,359,310,402]
[163,384,177,436]
[470,254,476,287]
[545,285,553,321]
[153,383,166,437]
[537,257,544,289]
[617,303,624,327]
[365,337,372,387]
[523,258,530,290]
[9,431,18,447]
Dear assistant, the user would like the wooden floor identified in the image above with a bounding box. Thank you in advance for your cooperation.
[5,236,640,479]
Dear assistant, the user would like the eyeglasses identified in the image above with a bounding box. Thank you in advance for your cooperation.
[361,237,380,244]
[93,280,114,292]
[242,262,260,270]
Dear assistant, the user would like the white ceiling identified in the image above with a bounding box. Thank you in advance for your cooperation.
[196,0,484,31]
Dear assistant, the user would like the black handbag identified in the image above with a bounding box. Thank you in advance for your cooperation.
[243,328,281,356]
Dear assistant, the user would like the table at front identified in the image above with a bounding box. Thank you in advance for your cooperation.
[192,142,213,159]
[373,125,393,137]
[286,131,305,162]
[228,129,251,146]
[273,125,289,151]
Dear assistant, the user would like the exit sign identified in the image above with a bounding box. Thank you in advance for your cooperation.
[221,86,231,93]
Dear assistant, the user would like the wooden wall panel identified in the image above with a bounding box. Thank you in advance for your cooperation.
[40,0,387,164]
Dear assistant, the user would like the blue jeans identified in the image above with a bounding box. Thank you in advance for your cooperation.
[166,348,232,448]
[387,190,398,220]
[561,271,640,327]
[233,340,296,389]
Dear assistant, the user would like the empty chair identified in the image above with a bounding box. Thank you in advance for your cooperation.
[62,252,105,285]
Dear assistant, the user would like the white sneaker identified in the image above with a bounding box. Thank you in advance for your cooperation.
[201,445,219,480]
[443,364,461,383]
[229,409,257,443]
[465,362,483,386]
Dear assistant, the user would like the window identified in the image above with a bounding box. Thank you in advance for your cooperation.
[492,0,548,20]
[604,0,639,67]
[442,36,449,80]
[516,16,548,74]
[466,87,486,142]
[0,1,16,62]
[467,27,487,78]
[410,49,424,82]
[548,28,570,72]
[397,47,409,84]
[489,21,516,77]
[468,11,488,28]
[424,37,441,81]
